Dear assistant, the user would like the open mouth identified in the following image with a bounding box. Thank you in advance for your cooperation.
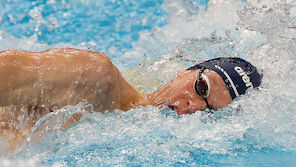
[168,105,176,111]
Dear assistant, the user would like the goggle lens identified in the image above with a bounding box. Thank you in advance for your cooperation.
[195,79,209,98]
[194,67,210,99]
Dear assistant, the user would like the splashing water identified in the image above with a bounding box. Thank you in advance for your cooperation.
[1,0,296,166]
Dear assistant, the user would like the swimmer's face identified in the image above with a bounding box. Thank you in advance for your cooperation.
[155,69,232,114]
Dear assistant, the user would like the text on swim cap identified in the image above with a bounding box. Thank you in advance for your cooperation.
[234,66,254,89]
[214,64,239,97]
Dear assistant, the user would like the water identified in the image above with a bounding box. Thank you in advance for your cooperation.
[1,0,296,166]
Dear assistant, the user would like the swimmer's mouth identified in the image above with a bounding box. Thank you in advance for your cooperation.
[168,105,176,111]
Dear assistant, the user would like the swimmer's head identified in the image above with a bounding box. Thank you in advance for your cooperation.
[187,57,263,100]
[149,57,262,114]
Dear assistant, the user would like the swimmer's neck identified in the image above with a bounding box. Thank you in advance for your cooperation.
[130,84,171,109]
[116,87,165,111]
[116,82,169,111]
[110,67,167,111]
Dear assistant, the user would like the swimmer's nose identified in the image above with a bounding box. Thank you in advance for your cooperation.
[187,99,206,113]
[171,99,206,114]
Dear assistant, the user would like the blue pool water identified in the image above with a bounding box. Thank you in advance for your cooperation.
[0,0,168,66]
[1,0,296,166]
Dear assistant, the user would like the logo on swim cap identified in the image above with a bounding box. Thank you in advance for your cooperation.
[234,66,254,89]
[187,57,262,100]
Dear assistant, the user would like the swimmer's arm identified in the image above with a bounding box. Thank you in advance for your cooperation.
[0,48,120,109]
[0,49,39,106]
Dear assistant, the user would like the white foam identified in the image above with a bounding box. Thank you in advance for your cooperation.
[0,159,37,167]
[0,31,87,52]
[1,0,296,164]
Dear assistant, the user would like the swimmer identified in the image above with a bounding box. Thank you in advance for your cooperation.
[0,48,262,152]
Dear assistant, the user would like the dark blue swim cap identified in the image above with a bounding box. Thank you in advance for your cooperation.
[187,57,262,100]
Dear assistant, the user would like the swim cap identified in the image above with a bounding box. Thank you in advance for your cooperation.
[187,57,262,100]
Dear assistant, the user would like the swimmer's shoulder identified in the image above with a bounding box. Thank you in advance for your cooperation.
[43,48,118,78]
[0,49,39,66]
[43,48,113,65]
[42,48,109,58]
[0,48,25,57]
[0,48,117,77]
[0,48,113,66]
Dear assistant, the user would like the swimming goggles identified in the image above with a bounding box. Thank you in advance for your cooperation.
[194,67,211,109]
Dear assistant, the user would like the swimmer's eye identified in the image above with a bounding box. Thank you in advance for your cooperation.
[195,80,209,98]
[193,67,211,110]
[194,67,210,99]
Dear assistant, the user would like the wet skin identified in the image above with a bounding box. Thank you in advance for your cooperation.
[0,48,233,115]
[0,48,141,153]
[141,69,233,114]
[0,48,233,153]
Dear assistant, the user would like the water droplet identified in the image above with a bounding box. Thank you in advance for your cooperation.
[97,66,102,72]
[33,83,38,88]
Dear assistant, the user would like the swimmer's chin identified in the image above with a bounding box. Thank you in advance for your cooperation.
[162,105,212,115]
[159,105,195,115]
[158,105,174,111]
